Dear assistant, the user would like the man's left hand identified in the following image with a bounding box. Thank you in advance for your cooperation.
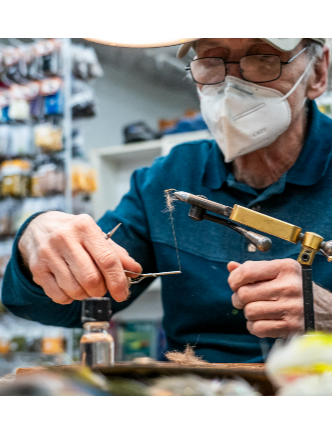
[227,259,304,339]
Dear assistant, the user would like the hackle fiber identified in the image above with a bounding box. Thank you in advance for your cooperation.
[165,344,209,366]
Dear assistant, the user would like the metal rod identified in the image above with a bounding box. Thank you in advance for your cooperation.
[203,213,272,252]
[203,212,249,234]
[62,38,73,214]
[174,191,233,218]
[124,271,181,278]
[301,264,315,331]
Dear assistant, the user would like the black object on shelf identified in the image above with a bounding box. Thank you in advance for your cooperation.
[123,122,162,144]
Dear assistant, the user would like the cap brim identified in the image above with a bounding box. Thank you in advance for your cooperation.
[261,38,303,52]
[177,38,327,59]
[176,38,305,58]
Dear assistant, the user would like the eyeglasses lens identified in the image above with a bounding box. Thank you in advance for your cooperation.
[190,55,282,84]
[191,58,226,85]
[240,55,281,82]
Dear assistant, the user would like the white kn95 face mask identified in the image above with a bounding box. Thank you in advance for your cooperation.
[199,66,310,163]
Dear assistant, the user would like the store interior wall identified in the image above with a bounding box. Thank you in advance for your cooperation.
[75,43,200,152]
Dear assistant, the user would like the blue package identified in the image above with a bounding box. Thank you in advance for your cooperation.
[163,113,208,135]
[1,106,11,122]
[44,91,64,115]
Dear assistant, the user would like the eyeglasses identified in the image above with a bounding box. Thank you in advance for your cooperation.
[185,46,308,85]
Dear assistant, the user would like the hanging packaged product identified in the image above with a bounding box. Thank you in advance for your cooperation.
[12,197,41,232]
[0,46,21,86]
[41,39,62,77]
[8,84,30,121]
[72,159,97,195]
[0,159,31,197]
[9,124,34,156]
[0,239,13,280]
[41,77,64,115]
[0,90,11,123]
[34,123,63,152]
[19,80,44,120]
[71,44,103,80]
[15,45,29,83]
[71,79,96,118]
[0,124,11,156]
[13,195,66,232]
[0,49,3,75]
[26,42,44,81]
[31,161,65,197]
[0,198,16,236]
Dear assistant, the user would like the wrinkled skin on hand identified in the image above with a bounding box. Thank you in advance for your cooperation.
[18,212,142,305]
[227,259,305,339]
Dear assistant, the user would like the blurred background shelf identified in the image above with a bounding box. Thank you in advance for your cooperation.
[90,129,212,219]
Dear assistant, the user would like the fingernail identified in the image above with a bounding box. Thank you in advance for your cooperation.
[121,291,131,303]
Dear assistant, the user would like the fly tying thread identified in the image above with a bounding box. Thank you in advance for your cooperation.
[164,189,181,272]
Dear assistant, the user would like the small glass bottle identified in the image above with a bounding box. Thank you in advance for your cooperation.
[80,297,114,367]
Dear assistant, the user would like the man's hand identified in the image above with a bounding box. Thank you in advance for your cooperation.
[19,212,142,305]
[227,259,305,339]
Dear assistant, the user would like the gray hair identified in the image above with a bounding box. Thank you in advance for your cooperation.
[303,39,325,82]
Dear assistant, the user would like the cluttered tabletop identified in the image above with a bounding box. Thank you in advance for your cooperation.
[1,331,331,396]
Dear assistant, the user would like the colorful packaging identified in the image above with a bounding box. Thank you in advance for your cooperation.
[34,123,63,152]
[0,159,31,197]
[116,321,158,361]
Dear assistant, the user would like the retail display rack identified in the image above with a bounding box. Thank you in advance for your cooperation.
[0,38,102,375]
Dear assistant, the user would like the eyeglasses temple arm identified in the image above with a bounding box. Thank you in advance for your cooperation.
[284,46,308,65]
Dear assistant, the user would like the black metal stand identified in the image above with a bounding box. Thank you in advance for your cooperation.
[301,264,315,332]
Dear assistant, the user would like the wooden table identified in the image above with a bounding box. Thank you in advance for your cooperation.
[16,362,275,395]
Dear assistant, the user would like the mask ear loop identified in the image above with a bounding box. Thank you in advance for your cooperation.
[280,61,313,102]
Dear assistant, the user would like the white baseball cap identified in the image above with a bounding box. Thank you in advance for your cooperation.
[177,38,326,58]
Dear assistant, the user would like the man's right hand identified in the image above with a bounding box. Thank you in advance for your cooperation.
[18,212,142,304]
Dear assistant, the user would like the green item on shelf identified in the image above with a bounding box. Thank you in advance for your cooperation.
[118,321,157,361]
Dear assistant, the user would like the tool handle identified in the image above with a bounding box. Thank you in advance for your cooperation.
[201,212,272,252]
[301,264,315,332]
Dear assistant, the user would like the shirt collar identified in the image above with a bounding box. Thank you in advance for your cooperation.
[201,141,228,190]
[286,100,332,186]
[202,100,332,190]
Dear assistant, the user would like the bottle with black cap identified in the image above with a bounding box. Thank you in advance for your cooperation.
[80,297,114,367]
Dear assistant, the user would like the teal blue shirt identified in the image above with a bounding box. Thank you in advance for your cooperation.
[2,100,332,362]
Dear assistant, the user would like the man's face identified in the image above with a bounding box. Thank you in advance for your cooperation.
[194,38,310,123]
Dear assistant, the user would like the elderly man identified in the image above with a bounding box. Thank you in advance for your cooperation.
[2,38,332,363]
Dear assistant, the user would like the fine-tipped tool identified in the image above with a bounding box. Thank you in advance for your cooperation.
[123,270,182,284]
[104,223,122,240]
[104,223,181,286]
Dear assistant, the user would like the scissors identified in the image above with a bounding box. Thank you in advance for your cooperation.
[104,223,181,285]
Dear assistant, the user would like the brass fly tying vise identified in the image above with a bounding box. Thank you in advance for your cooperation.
[173,191,332,332]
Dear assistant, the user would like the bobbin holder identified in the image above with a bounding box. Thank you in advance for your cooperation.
[173,191,332,333]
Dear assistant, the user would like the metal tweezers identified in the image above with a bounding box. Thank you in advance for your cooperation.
[104,223,181,284]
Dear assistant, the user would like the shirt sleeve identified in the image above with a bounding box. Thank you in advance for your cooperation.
[1,167,157,328]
